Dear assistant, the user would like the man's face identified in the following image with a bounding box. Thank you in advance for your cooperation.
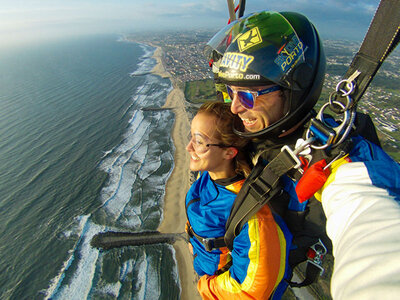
[229,85,286,133]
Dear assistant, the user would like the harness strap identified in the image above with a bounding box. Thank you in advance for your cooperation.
[288,239,327,288]
[214,260,233,275]
[187,224,226,252]
[337,0,400,110]
[238,0,246,18]
[288,263,323,288]
[224,148,301,250]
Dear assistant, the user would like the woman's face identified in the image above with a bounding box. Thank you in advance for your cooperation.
[186,112,235,180]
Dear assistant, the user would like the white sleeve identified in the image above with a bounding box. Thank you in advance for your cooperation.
[321,162,400,300]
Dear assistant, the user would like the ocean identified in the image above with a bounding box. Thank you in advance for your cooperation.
[0,35,181,299]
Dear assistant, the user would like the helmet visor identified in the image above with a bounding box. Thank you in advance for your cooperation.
[204,11,306,89]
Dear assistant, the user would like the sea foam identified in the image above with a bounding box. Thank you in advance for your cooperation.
[45,39,179,299]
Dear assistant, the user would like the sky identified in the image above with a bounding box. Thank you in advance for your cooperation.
[0,0,381,48]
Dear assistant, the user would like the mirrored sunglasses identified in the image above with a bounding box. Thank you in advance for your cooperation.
[226,85,281,109]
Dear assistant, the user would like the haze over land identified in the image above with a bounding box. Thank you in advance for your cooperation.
[0,0,382,49]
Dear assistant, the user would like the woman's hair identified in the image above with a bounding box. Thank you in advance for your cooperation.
[197,101,251,177]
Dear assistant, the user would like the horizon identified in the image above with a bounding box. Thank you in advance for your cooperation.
[0,0,382,49]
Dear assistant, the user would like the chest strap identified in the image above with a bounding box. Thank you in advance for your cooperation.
[186,223,226,252]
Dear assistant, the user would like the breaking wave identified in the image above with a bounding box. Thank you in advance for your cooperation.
[45,40,180,300]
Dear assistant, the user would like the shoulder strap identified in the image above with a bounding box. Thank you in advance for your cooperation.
[336,0,400,110]
[224,147,301,250]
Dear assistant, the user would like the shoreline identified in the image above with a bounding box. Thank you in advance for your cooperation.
[151,46,201,300]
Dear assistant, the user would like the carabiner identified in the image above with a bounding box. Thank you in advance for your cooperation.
[306,100,351,149]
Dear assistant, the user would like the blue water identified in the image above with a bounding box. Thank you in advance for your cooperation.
[0,35,180,299]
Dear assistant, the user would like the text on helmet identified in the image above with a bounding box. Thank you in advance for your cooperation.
[220,52,254,72]
[274,35,304,73]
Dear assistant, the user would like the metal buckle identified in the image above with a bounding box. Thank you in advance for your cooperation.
[281,145,302,169]
[306,239,327,276]
[202,237,215,252]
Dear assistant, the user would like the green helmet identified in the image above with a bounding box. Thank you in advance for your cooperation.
[204,11,326,138]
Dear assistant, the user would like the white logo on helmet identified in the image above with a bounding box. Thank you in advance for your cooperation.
[220,52,254,72]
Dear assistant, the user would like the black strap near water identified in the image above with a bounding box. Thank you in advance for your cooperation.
[338,0,400,109]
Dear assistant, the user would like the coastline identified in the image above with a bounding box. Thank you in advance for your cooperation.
[151,46,201,300]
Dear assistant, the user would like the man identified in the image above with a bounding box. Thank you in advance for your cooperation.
[205,10,400,299]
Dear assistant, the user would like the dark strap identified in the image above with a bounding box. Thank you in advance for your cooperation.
[224,147,301,250]
[187,224,226,252]
[238,0,246,18]
[288,239,327,288]
[214,260,233,275]
[352,112,381,147]
[338,0,400,109]
[288,262,323,288]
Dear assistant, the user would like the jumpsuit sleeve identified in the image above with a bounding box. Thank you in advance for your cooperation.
[197,205,288,299]
[321,162,400,299]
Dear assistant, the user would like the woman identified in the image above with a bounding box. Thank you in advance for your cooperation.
[185,102,292,299]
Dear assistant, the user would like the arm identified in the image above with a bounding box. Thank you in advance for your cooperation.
[322,162,400,299]
[197,205,288,299]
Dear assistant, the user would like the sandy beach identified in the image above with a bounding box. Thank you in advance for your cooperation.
[151,46,201,300]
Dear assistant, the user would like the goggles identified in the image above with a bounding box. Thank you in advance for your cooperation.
[226,85,281,109]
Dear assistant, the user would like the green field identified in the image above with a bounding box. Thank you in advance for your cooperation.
[184,79,217,104]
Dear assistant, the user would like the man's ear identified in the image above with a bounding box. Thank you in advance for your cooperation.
[224,147,238,160]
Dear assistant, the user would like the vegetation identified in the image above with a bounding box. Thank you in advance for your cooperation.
[184,79,217,103]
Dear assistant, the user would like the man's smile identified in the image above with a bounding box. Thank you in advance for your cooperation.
[239,114,257,127]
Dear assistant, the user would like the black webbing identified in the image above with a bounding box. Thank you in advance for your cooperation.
[238,0,246,18]
[187,224,226,251]
[224,149,300,250]
[341,0,400,108]
[288,263,322,288]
